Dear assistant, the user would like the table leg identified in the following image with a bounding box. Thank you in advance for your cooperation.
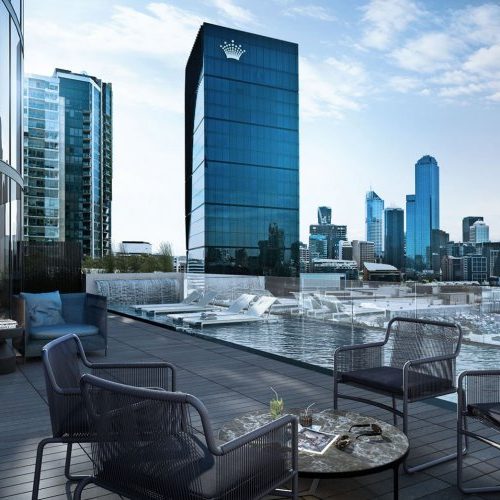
[393,463,399,500]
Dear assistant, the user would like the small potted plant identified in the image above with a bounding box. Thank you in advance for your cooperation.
[299,403,315,427]
[269,387,284,419]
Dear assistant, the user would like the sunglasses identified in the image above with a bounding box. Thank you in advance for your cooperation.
[348,423,383,438]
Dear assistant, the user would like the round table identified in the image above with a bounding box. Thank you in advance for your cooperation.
[219,408,409,499]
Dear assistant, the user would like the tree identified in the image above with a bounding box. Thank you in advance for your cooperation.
[157,242,173,272]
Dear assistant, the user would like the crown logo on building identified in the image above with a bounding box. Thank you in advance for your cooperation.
[220,40,246,61]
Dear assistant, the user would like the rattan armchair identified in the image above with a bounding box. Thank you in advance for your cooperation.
[458,369,500,493]
[333,316,462,473]
[74,374,299,500]
[32,334,176,500]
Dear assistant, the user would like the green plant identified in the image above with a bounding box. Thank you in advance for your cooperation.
[269,387,284,419]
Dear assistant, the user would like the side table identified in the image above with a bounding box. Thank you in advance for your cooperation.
[0,327,23,374]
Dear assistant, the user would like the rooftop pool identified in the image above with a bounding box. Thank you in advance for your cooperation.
[112,306,500,376]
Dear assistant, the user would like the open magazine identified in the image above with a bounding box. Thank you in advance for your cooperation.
[298,427,337,455]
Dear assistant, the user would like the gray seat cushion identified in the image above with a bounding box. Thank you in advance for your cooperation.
[30,323,99,340]
[341,366,453,399]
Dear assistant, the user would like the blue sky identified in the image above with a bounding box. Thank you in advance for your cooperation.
[25,0,500,254]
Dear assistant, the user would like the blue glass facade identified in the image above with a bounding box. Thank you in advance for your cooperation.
[384,208,404,270]
[23,75,64,241]
[0,0,23,314]
[365,190,384,258]
[186,23,299,275]
[406,156,440,271]
[56,70,112,258]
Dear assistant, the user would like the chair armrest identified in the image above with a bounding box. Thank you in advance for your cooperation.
[85,293,107,327]
[334,342,386,374]
[219,414,298,455]
[91,361,177,391]
[458,370,500,407]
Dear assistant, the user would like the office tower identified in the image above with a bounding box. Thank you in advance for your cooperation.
[462,255,488,282]
[309,222,347,259]
[365,191,384,259]
[384,208,404,269]
[23,75,65,241]
[477,242,500,277]
[405,155,439,271]
[0,0,23,313]
[185,24,299,275]
[317,206,331,225]
[339,240,353,260]
[470,220,489,244]
[299,243,310,273]
[405,195,415,269]
[309,234,328,260]
[462,216,483,243]
[351,240,375,270]
[55,69,112,258]
[431,229,449,276]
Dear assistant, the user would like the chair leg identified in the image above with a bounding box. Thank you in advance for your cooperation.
[73,477,94,500]
[403,399,457,474]
[392,395,398,426]
[32,438,57,500]
[64,443,87,482]
[457,417,500,493]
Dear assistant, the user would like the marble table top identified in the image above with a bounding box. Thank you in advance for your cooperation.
[219,408,409,477]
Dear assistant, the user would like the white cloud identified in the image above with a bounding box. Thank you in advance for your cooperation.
[391,32,462,73]
[439,83,487,98]
[284,5,336,22]
[388,76,422,93]
[452,3,500,46]
[211,0,257,25]
[361,0,424,50]
[300,56,368,119]
[464,44,500,75]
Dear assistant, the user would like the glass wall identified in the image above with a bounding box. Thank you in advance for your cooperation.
[0,0,23,315]
[186,24,299,276]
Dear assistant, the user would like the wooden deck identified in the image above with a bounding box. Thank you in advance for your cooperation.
[0,313,499,499]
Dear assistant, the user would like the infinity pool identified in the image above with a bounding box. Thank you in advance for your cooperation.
[113,306,500,374]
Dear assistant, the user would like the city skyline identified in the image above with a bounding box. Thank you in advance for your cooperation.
[23,0,500,254]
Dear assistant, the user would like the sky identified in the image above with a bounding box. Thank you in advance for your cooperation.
[24,0,500,254]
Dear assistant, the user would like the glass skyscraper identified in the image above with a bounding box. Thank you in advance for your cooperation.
[317,206,331,225]
[55,69,112,258]
[365,190,384,259]
[23,75,65,241]
[406,155,440,271]
[0,0,23,314]
[384,208,404,270]
[185,23,299,275]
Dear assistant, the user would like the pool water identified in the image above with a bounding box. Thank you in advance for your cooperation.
[114,307,500,375]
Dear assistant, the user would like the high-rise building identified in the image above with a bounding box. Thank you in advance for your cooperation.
[23,75,65,242]
[406,155,439,271]
[405,195,415,269]
[317,206,331,225]
[462,216,483,243]
[431,229,449,276]
[338,240,353,260]
[185,23,299,275]
[384,208,404,269]
[0,0,23,314]
[470,220,489,244]
[309,234,328,260]
[462,255,487,282]
[309,221,347,259]
[365,190,384,259]
[351,240,375,270]
[55,69,112,258]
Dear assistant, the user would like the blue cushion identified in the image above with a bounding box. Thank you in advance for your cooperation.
[30,323,99,341]
[20,291,65,328]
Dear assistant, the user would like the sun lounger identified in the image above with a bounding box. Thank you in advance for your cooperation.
[168,294,256,322]
[182,295,277,327]
[139,291,217,315]
[134,290,201,311]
